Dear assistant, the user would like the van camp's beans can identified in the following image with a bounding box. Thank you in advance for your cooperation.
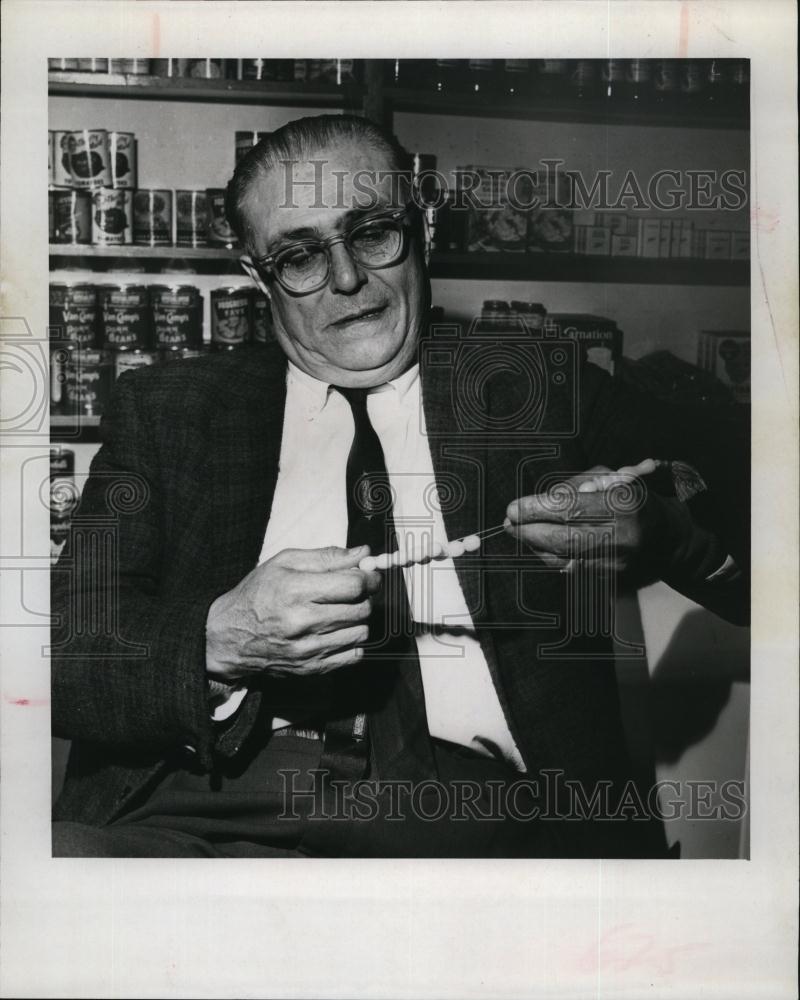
[175,190,208,247]
[52,190,92,244]
[64,348,114,416]
[205,188,237,247]
[210,287,252,349]
[150,284,203,350]
[235,130,272,163]
[98,284,150,349]
[51,131,74,187]
[64,129,111,188]
[114,348,158,379]
[110,59,151,75]
[133,189,173,245]
[108,131,136,189]
[91,188,133,246]
[50,282,97,347]
[252,295,275,344]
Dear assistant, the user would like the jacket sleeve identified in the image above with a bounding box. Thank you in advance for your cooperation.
[51,373,223,765]
[577,362,750,625]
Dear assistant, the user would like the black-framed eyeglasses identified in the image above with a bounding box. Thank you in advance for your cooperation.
[252,205,416,295]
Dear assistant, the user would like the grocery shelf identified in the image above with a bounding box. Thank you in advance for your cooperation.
[387,88,749,130]
[48,72,363,109]
[50,246,750,286]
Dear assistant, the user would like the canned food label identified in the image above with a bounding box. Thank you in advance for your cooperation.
[211,291,250,344]
[626,60,652,83]
[602,60,626,82]
[66,130,111,188]
[653,61,679,91]
[188,58,223,78]
[151,286,203,348]
[176,191,209,246]
[52,132,74,187]
[65,351,113,414]
[109,132,136,189]
[91,188,132,245]
[133,190,172,245]
[100,286,149,347]
[206,190,238,246]
[111,59,151,75]
[52,190,92,244]
[252,298,274,343]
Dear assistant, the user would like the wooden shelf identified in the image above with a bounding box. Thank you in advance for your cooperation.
[50,247,747,286]
[387,87,748,130]
[50,415,102,443]
[48,72,363,109]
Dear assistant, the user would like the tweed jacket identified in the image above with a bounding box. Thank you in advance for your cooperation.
[51,338,749,856]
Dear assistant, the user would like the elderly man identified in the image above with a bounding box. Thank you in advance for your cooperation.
[52,114,748,858]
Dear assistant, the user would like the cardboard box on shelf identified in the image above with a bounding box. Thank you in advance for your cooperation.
[637,218,661,258]
[611,233,638,256]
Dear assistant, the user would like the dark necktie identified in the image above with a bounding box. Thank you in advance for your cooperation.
[319,385,437,783]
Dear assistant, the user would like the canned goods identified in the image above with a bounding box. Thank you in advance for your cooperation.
[65,348,114,416]
[252,295,275,344]
[50,282,97,346]
[91,188,133,246]
[206,188,238,247]
[64,129,111,188]
[133,189,173,246]
[680,60,705,98]
[52,190,92,244]
[175,190,209,247]
[108,131,136,189]
[77,58,109,73]
[110,59,151,75]
[51,131,74,187]
[152,58,190,77]
[235,130,272,163]
[237,59,293,81]
[48,58,80,71]
[48,191,56,241]
[114,348,158,379]
[188,58,224,79]
[50,446,75,480]
[99,284,150,349]
[150,284,203,349]
[210,287,252,348]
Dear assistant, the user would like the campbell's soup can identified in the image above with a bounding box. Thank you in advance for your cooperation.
[206,188,238,247]
[98,284,150,349]
[64,348,114,415]
[252,295,275,344]
[64,129,111,188]
[77,58,109,72]
[133,189,173,245]
[114,348,158,379]
[235,130,272,163]
[51,131,74,188]
[108,131,136,189]
[111,59,151,75]
[175,190,209,247]
[152,58,190,77]
[210,287,252,348]
[150,284,203,349]
[52,190,92,244]
[188,58,224,79]
[50,282,97,346]
[91,188,133,246]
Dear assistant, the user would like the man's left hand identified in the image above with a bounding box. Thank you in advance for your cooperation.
[504,463,679,579]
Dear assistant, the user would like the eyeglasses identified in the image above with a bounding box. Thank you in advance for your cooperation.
[252,206,415,295]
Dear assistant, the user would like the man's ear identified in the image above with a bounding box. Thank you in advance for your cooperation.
[239,255,271,300]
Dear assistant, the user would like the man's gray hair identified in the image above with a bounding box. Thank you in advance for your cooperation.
[225,113,411,252]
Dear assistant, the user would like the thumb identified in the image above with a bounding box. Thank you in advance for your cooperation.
[273,545,369,572]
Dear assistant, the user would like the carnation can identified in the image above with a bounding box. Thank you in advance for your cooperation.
[51,131,74,187]
[64,348,114,416]
[206,188,237,247]
[64,129,111,188]
[108,131,137,189]
[91,188,133,246]
[175,190,209,247]
[133,189,173,245]
[50,282,97,347]
[114,348,158,379]
[98,284,150,349]
[210,287,252,348]
[150,284,203,349]
[52,190,92,244]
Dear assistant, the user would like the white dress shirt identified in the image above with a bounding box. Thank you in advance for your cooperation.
[223,361,525,771]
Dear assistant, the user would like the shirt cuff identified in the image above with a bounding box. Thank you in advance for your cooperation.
[208,681,248,722]
[705,554,741,584]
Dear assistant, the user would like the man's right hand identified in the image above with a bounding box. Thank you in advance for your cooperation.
[205,545,381,684]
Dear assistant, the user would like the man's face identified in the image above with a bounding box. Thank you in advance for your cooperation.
[240,139,429,387]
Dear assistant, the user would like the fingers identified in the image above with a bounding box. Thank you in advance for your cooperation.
[310,599,373,633]
[505,522,618,559]
[272,545,369,573]
[507,490,612,526]
[295,623,370,658]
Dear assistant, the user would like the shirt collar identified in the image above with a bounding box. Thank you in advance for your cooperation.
[286,360,420,416]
